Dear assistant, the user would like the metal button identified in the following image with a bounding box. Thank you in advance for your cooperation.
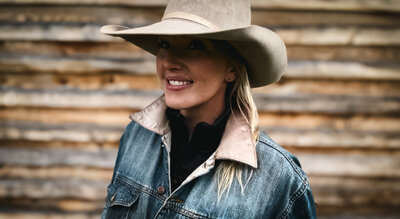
[157,186,165,195]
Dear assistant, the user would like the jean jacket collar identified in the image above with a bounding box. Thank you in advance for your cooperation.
[129,95,258,168]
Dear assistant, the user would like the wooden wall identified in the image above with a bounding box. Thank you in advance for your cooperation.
[0,0,399,218]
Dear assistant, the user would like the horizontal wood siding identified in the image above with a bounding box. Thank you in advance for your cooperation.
[0,0,399,218]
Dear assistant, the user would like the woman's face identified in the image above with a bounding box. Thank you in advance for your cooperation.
[156,36,235,111]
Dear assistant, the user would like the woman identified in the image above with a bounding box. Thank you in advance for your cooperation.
[100,0,316,218]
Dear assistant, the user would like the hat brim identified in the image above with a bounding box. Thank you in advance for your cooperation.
[101,18,287,87]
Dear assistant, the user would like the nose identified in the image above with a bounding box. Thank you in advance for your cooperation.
[159,49,184,71]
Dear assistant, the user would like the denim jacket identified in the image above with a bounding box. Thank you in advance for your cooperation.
[102,96,316,219]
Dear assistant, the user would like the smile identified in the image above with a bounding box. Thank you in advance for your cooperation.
[168,80,193,86]
[166,79,194,91]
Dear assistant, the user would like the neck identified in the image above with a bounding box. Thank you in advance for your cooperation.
[180,94,226,133]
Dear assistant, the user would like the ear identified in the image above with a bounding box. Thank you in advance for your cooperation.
[225,68,237,82]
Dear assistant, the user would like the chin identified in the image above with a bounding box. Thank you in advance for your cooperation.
[166,95,201,110]
[165,97,189,110]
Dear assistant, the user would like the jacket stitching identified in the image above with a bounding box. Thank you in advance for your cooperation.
[115,174,167,202]
[279,183,308,219]
[165,202,212,219]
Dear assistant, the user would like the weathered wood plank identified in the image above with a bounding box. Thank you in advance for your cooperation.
[285,61,400,81]
[0,139,118,149]
[3,109,399,133]
[276,27,400,46]
[1,87,399,113]
[0,6,163,26]
[0,108,133,125]
[0,178,107,200]
[0,73,160,90]
[0,0,169,6]
[0,41,147,59]
[311,176,400,208]
[310,176,400,209]
[0,176,399,212]
[255,80,400,97]
[254,94,400,114]
[298,151,400,177]
[1,6,398,27]
[2,41,400,63]
[0,166,112,181]
[1,0,399,12]
[0,87,162,109]
[0,212,100,219]
[0,121,124,142]
[260,114,400,148]
[317,207,400,219]
[252,0,400,12]
[2,72,400,95]
[0,198,105,212]
[1,118,398,148]
[0,56,156,75]
[0,148,117,168]
[0,24,118,42]
[2,108,399,148]
[2,56,399,81]
[286,46,400,63]
[252,10,400,27]
[271,130,400,148]
[1,24,399,46]
[1,147,399,177]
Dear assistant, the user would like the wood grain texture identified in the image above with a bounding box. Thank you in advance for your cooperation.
[0,0,399,217]
[0,166,112,181]
[0,148,117,167]
[1,6,399,27]
[2,56,399,80]
[1,87,399,113]
[0,198,105,212]
[0,212,100,219]
[2,24,399,46]
[1,0,399,12]
[2,41,400,63]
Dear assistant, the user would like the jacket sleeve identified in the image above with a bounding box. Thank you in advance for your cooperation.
[287,185,317,219]
[101,121,134,219]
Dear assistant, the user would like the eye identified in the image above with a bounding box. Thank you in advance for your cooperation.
[157,40,171,49]
[187,40,205,50]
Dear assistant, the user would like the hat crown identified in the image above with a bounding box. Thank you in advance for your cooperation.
[163,0,251,30]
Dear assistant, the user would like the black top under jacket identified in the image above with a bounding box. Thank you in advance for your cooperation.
[166,106,231,192]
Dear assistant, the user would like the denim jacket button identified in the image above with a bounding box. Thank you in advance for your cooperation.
[157,186,165,195]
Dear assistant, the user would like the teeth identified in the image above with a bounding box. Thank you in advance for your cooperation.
[169,80,191,86]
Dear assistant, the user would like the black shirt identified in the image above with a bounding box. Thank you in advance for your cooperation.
[166,107,230,191]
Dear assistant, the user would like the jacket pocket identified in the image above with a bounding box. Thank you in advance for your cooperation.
[104,179,140,219]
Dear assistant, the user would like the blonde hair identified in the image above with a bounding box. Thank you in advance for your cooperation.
[212,40,259,201]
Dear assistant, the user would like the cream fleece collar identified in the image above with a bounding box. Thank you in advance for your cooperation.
[129,95,257,168]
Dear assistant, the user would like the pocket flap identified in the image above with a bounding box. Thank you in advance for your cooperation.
[107,180,140,207]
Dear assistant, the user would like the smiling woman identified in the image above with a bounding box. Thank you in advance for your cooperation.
[156,36,234,130]
[100,0,316,218]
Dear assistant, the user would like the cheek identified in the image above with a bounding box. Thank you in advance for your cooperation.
[156,57,164,79]
[193,60,227,84]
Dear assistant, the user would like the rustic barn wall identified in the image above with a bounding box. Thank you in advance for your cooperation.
[0,0,399,218]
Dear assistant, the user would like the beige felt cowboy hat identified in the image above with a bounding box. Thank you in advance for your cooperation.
[100,0,287,87]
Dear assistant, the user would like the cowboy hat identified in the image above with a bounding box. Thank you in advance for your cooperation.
[100,0,287,87]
